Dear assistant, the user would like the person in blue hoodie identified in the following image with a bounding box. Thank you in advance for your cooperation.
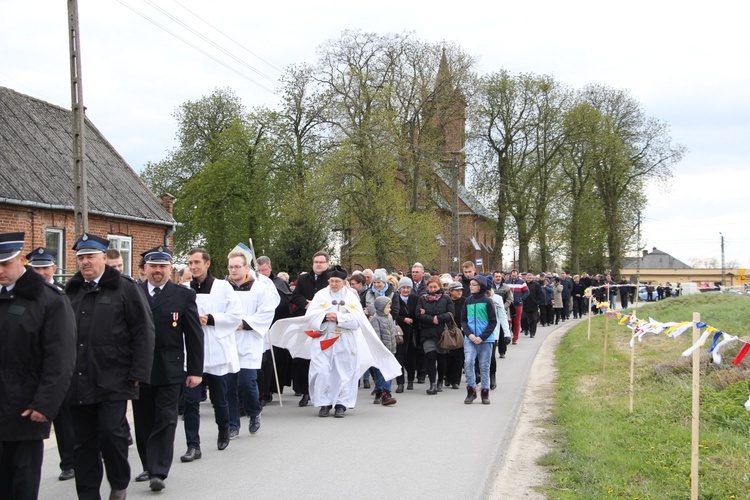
[461,278,497,404]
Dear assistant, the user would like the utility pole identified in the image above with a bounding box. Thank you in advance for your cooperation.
[451,155,460,274]
[636,210,641,284]
[720,232,725,287]
[68,0,88,235]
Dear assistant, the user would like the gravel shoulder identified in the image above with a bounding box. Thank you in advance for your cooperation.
[489,320,575,498]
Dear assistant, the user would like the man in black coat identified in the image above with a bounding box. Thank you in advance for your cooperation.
[132,246,203,492]
[65,233,155,500]
[290,251,330,406]
[0,233,77,498]
[522,273,543,339]
[26,246,77,482]
[256,256,293,405]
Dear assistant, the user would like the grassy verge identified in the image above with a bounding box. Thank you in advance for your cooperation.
[542,293,750,499]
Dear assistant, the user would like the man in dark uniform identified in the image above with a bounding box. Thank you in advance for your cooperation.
[290,251,330,406]
[26,247,76,482]
[0,233,77,499]
[132,246,203,492]
[65,233,155,500]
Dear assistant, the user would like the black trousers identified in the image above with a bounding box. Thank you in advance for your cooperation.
[0,440,43,500]
[132,384,180,479]
[446,347,464,385]
[524,307,540,337]
[292,358,310,395]
[53,402,75,471]
[70,400,130,498]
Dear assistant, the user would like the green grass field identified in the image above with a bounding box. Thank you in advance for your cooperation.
[542,293,750,499]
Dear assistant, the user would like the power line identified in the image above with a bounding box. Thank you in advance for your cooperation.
[172,0,284,76]
[144,0,280,86]
[115,0,276,94]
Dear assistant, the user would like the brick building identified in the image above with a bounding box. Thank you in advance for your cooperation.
[0,86,177,277]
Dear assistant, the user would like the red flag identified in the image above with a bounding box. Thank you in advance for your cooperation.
[733,342,750,366]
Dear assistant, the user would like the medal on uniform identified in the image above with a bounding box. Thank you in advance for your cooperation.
[172,312,178,327]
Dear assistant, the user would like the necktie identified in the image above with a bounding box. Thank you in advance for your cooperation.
[153,287,161,298]
[0,286,7,295]
[83,281,93,291]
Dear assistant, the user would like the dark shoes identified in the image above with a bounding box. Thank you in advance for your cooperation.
[149,476,166,492]
[135,470,150,482]
[180,447,202,462]
[318,405,332,417]
[59,469,75,481]
[406,381,414,390]
[426,383,438,395]
[464,387,477,404]
[416,376,426,384]
[228,428,239,440]
[109,489,127,500]
[380,392,397,406]
[217,429,230,450]
[481,389,491,404]
[395,384,404,393]
[298,394,310,407]
[334,405,346,418]
[373,391,382,404]
[362,379,371,389]
[490,375,497,390]
[249,415,261,435]
[499,353,506,358]
[451,383,460,390]
[436,382,443,392]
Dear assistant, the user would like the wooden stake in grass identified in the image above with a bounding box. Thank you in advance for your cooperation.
[691,312,700,500]
[587,294,592,341]
[629,309,639,413]
[602,302,609,373]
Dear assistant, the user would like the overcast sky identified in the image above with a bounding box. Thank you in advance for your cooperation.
[2,0,748,269]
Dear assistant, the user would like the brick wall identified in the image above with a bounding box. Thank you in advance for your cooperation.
[0,202,172,275]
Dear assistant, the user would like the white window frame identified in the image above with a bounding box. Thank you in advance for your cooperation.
[45,228,65,273]
[108,235,132,277]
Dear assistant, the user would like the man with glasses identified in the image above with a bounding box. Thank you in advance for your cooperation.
[290,251,330,406]
[224,250,279,439]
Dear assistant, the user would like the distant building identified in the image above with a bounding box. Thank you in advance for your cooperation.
[0,86,176,276]
[620,247,744,285]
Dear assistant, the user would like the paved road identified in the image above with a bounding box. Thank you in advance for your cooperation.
[38,321,568,500]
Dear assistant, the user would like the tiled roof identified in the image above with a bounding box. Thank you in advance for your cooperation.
[0,87,174,225]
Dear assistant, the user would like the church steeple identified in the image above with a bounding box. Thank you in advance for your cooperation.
[430,47,466,183]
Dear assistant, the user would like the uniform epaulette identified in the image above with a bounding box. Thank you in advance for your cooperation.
[43,281,66,294]
[121,275,137,283]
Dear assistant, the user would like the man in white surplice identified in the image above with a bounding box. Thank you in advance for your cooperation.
[181,248,243,462]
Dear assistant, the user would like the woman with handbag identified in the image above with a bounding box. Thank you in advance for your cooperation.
[461,278,498,404]
[416,276,455,395]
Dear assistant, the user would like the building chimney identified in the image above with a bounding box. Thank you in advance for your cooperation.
[642,249,648,257]
[160,193,175,215]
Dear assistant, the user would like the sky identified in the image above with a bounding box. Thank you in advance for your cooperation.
[2,0,748,269]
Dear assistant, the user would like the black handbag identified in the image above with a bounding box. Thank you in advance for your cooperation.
[439,312,464,350]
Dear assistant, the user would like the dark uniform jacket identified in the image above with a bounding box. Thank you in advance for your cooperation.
[65,265,155,405]
[0,268,76,441]
[268,273,293,323]
[140,280,203,386]
[290,270,329,317]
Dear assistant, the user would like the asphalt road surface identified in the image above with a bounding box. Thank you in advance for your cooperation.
[38,321,567,500]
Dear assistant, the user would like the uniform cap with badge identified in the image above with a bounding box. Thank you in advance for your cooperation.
[141,245,173,265]
[0,232,25,263]
[72,233,110,255]
[25,247,56,267]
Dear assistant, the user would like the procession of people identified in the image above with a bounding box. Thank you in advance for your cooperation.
[1,231,600,499]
